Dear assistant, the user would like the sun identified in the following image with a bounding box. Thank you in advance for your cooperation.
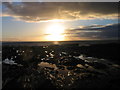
[45,23,65,41]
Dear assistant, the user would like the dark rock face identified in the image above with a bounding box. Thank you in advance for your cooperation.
[2,43,120,89]
[88,62,108,69]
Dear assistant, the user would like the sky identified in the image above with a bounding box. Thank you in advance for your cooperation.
[2,2,119,41]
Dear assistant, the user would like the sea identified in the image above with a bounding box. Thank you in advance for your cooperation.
[2,40,119,46]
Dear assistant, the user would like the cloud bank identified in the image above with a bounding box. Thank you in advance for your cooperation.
[65,23,119,40]
[2,2,119,22]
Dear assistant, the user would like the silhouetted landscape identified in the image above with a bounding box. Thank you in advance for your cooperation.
[2,40,120,89]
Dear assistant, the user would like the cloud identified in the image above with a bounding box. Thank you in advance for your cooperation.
[65,23,119,40]
[2,37,21,41]
[2,2,119,22]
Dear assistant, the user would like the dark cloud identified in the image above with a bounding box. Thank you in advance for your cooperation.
[2,2,119,22]
[65,23,119,40]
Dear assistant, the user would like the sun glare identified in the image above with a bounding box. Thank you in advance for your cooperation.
[46,23,65,41]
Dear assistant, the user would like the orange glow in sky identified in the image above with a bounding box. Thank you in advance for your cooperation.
[45,23,65,41]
